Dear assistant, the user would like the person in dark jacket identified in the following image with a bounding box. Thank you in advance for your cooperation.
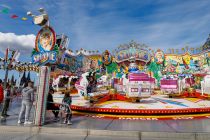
[1,83,11,117]
[47,88,59,120]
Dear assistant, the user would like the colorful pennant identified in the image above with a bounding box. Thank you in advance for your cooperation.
[21,17,27,20]
[0,5,33,24]
[1,8,9,14]
[11,14,18,19]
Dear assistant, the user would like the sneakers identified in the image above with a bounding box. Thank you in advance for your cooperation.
[63,119,72,125]
[67,120,72,125]
[0,114,10,118]
[63,120,67,124]
[24,121,33,125]
[17,120,22,124]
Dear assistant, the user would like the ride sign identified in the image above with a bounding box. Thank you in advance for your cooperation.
[32,51,57,65]
[32,26,57,66]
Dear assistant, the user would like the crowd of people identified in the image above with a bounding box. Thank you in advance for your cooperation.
[0,78,73,125]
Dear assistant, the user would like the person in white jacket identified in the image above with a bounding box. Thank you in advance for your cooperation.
[18,81,34,125]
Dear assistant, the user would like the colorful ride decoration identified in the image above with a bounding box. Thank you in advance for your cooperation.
[75,71,106,99]
[201,72,210,95]
[50,66,79,94]
[148,57,162,87]
[32,26,58,66]
[163,52,209,74]
[59,49,100,75]
[155,49,165,64]
[44,35,210,119]
[72,38,210,101]
[126,73,155,99]
[112,40,151,74]
[160,76,180,94]
[97,50,118,75]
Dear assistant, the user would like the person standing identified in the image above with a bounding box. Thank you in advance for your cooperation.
[18,81,34,124]
[1,83,11,117]
[0,79,4,111]
[61,92,72,125]
[47,88,59,120]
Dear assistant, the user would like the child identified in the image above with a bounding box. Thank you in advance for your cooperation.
[61,92,72,125]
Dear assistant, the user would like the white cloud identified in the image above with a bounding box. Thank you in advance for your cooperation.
[0,4,11,9]
[0,32,36,54]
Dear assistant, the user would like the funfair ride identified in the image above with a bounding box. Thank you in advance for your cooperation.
[52,38,210,119]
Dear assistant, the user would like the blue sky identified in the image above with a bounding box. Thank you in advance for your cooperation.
[0,0,210,82]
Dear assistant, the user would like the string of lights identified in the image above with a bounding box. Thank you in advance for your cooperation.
[0,56,39,72]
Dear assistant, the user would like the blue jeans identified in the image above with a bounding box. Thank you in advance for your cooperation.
[18,100,32,122]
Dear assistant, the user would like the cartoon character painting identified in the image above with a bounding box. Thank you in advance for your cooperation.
[35,26,56,52]
[155,49,164,64]
[102,50,112,66]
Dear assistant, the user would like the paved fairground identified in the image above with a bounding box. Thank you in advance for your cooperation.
[0,96,209,140]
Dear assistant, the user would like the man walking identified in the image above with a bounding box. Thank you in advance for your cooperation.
[18,81,34,124]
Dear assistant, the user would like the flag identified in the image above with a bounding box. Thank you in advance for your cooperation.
[1,8,9,14]
[21,17,27,21]
[11,14,18,19]
[13,50,20,61]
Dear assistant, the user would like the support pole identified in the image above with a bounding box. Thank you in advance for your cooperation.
[34,66,50,126]
[3,68,9,89]
[3,48,9,89]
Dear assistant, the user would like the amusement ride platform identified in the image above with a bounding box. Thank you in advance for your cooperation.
[53,93,210,120]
